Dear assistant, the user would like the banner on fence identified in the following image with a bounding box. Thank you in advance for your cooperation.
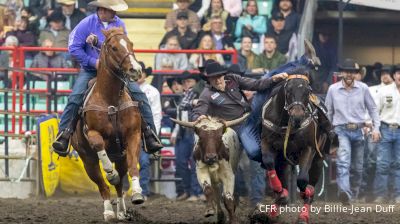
[37,115,60,197]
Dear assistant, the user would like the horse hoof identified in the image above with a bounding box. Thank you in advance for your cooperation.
[131,193,145,205]
[204,208,215,217]
[117,212,128,220]
[103,210,115,222]
[106,170,120,185]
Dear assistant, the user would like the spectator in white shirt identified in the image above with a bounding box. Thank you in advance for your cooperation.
[136,61,162,200]
[373,65,400,204]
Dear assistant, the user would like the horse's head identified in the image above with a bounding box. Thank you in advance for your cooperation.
[284,68,312,127]
[101,27,142,81]
[171,114,249,165]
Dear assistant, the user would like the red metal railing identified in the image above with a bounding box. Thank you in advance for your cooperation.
[1,46,238,134]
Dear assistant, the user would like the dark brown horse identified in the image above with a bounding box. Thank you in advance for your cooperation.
[260,69,330,224]
[71,27,143,221]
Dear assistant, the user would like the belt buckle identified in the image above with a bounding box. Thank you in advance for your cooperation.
[389,124,399,129]
[346,123,357,130]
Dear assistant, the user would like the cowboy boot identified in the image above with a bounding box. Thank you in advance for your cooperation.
[142,119,163,154]
[52,115,79,157]
[304,39,321,67]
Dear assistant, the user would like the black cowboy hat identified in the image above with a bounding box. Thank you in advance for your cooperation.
[178,70,200,84]
[201,61,227,80]
[375,65,393,78]
[392,64,400,78]
[338,58,361,72]
[138,61,153,76]
[227,64,245,76]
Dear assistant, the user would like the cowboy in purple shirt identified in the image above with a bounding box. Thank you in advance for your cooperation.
[52,0,163,156]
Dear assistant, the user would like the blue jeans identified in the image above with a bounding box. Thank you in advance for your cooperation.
[240,55,312,163]
[374,125,400,198]
[175,129,202,196]
[360,134,377,198]
[59,69,156,132]
[139,148,151,196]
[334,126,365,200]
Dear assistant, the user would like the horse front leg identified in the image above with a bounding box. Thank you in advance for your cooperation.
[260,138,288,219]
[80,154,115,221]
[296,145,316,224]
[261,139,288,204]
[114,160,128,220]
[87,130,120,186]
[126,129,145,205]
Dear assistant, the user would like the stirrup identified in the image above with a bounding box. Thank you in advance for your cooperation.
[52,130,71,157]
[142,127,163,154]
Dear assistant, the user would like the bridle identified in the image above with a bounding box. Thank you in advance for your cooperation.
[283,74,312,113]
[102,33,138,86]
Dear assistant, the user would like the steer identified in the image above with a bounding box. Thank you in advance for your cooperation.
[171,113,249,224]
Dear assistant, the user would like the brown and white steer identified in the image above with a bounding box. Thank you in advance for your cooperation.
[171,114,248,224]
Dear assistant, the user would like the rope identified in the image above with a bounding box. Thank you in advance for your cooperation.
[283,118,295,166]
[313,120,323,158]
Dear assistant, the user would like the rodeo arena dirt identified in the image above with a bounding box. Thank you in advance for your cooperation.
[1,0,400,223]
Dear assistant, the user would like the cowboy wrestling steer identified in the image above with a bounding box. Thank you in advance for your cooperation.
[171,114,249,224]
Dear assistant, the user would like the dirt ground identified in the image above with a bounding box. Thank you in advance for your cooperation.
[0,194,399,224]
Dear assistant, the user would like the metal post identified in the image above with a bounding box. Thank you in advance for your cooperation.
[53,72,58,112]
[338,0,344,64]
[26,71,30,131]
[4,71,9,176]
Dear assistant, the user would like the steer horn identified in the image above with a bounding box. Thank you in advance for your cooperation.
[170,118,196,128]
[225,113,250,127]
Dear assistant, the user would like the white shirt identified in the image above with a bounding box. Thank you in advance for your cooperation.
[369,83,386,104]
[376,83,400,125]
[139,83,162,134]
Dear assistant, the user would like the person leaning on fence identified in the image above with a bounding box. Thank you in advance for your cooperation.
[52,0,163,157]
[325,58,381,205]
[373,65,400,204]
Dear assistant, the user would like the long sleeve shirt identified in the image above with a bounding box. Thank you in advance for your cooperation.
[68,13,126,71]
[235,14,267,42]
[223,0,243,17]
[376,83,400,125]
[191,73,275,121]
[139,83,162,133]
[325,80,380,132]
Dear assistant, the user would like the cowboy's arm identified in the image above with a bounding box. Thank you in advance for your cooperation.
[68,24,96,69]
[230,73,285,91]
[364,86,380,132]
[325,87,334,123]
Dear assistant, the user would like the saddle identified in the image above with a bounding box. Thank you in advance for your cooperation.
[79,78,139,162]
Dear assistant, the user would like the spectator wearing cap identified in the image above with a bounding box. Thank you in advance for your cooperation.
[237,36,259,74]
[234,0,266,44]
[155,35,189,70]
[159,11,197,49]
[189,33,225,69]
[196,15,234,62]
[55,0,86,30]
[373,65,400,204]
[325,58,381,205]
[165,0,201,33]
[252,34,287,74]
[200,0,234,35]
[171,71,204,201]
[358,65,394,202]
[266,11,295,55]
[39,11,70,47]
[136,61,162,200]
[271,0,300,34]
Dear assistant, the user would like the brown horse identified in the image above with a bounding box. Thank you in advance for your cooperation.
[71,27,143,221]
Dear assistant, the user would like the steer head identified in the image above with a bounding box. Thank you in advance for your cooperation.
[171,113,249,165]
